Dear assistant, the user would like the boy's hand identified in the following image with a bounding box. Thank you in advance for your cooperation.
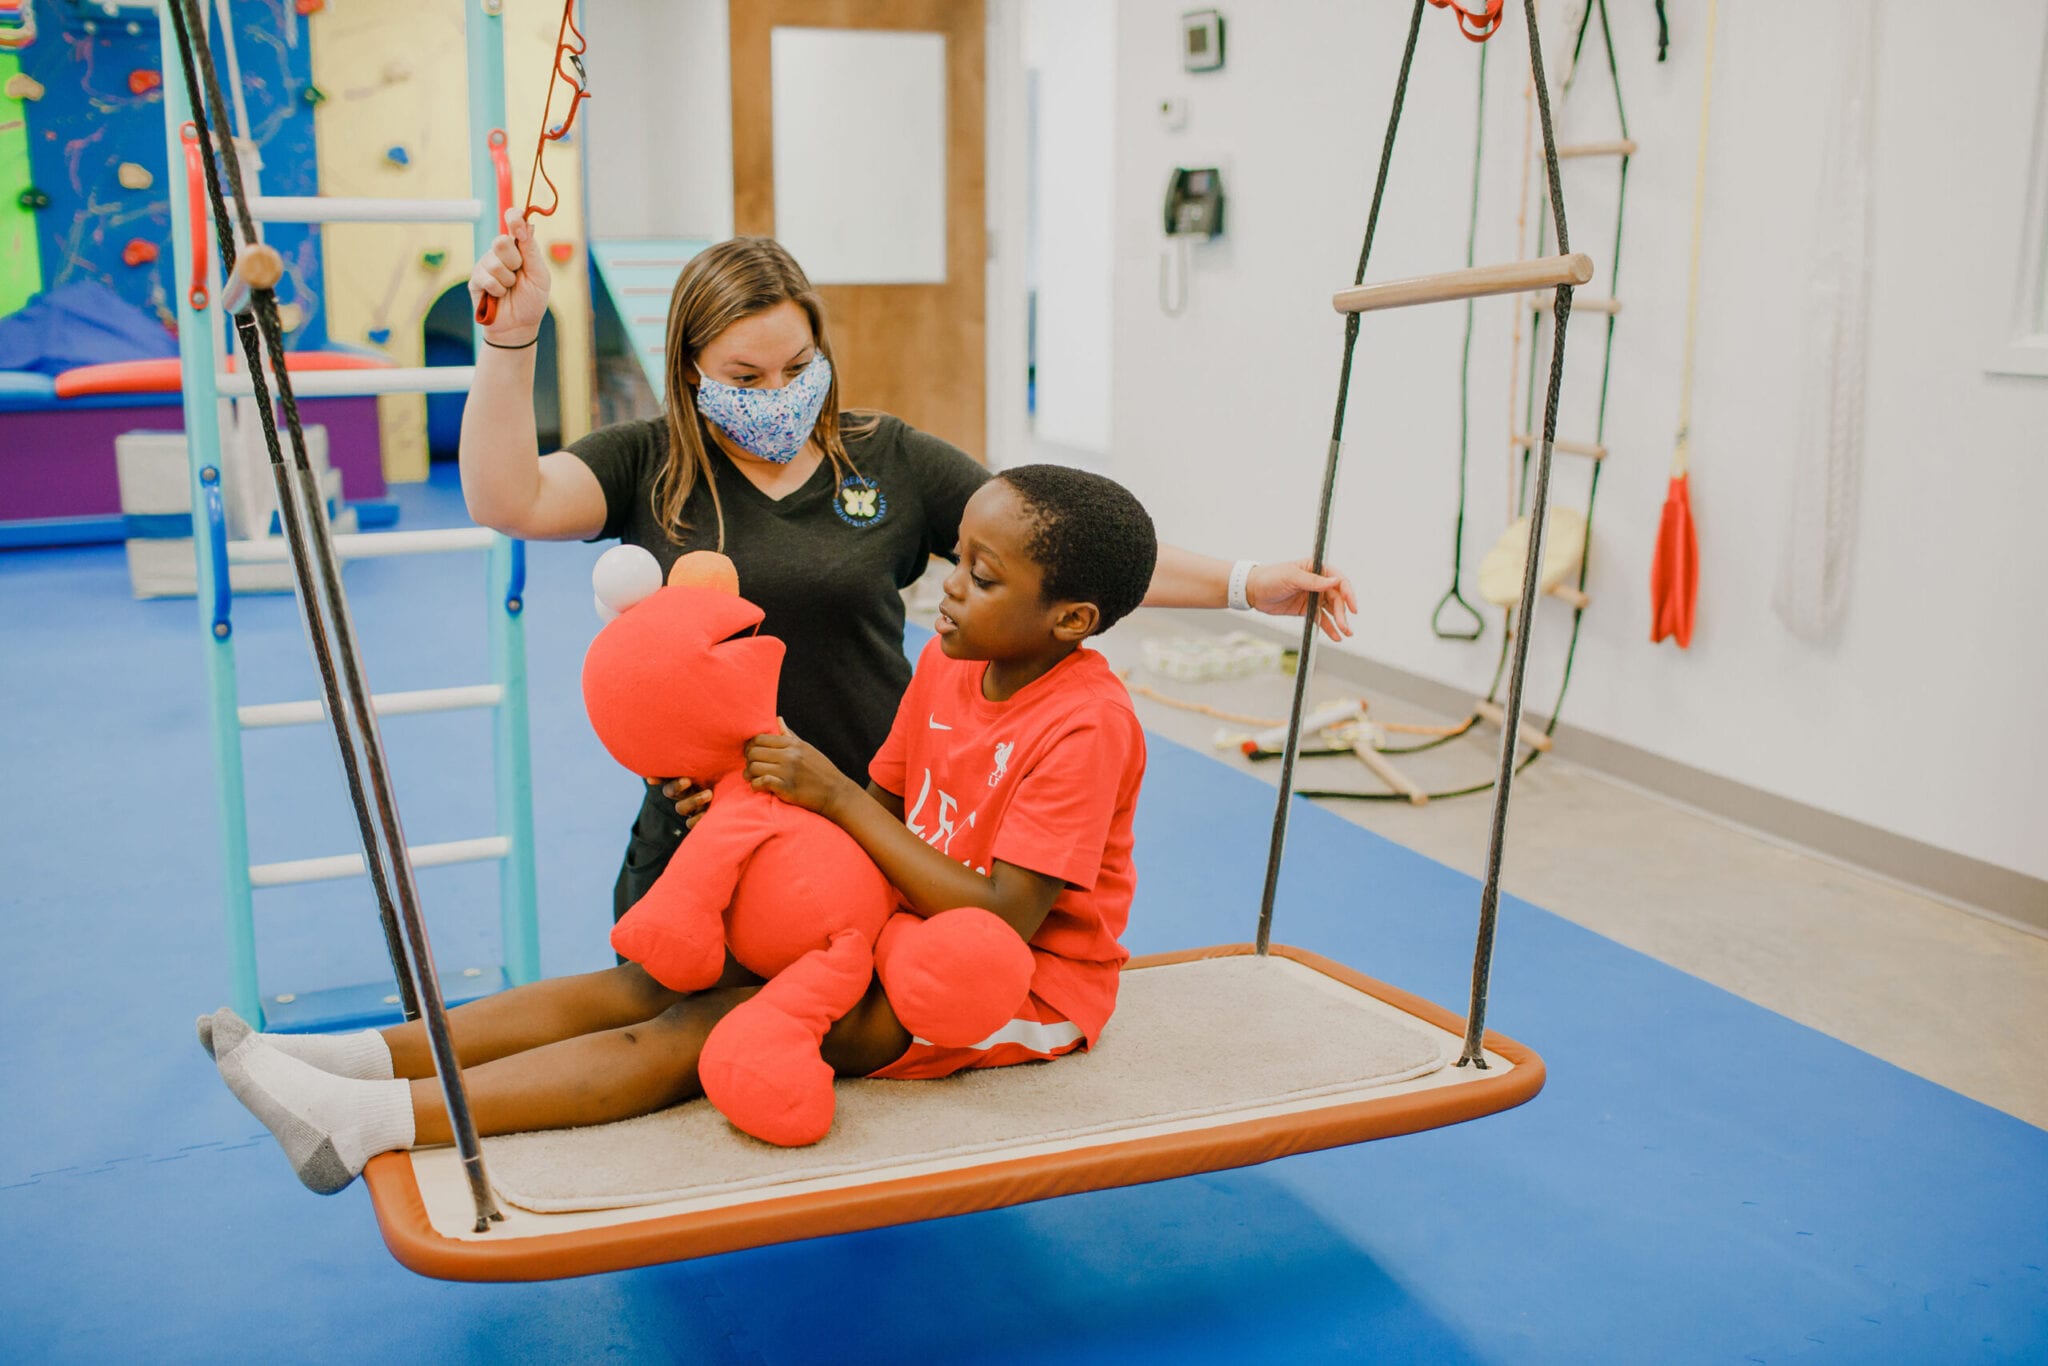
[646,776,713,831]
[744,721,855,817]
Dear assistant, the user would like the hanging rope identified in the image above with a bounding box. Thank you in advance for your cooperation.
[1249,0,1578,1067]
[1431,40,1491,642]
[162,0,501,1233]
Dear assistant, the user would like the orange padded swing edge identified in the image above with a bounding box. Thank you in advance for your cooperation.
[363,943,1545,1282]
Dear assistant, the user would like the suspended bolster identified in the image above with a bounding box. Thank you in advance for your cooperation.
[363,944,1544,1282]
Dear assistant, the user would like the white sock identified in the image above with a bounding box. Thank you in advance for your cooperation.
[261,1028,395,1081]
[196,1009,392,1080]
[216,1036,415,1195]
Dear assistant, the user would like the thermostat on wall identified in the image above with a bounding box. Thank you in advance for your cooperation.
[1182,10,1225,73]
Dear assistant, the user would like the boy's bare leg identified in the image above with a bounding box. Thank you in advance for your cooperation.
[408,984,758,1141]
[384,960,706,1078]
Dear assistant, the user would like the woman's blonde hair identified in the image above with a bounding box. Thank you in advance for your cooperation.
[653,236,873,548]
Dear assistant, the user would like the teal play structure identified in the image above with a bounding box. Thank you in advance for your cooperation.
[158,1,538,1030]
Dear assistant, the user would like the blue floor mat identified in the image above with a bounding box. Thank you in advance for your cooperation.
[2,469,2043,1362]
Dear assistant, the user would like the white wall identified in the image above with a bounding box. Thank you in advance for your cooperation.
[1021,0,1117,455]
[1110,0,2048,880]
[583,0,734,241]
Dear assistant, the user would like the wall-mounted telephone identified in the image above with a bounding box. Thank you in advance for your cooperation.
[1163,166,1225,239]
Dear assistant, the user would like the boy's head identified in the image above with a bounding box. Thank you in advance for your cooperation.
[937,465,1158,662]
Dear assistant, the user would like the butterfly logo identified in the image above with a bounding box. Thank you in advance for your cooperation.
[835,477,887,528]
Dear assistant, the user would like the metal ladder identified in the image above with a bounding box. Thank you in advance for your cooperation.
[158,0,538,1030]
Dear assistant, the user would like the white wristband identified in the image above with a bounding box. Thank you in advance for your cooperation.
[1227,559,1258,613]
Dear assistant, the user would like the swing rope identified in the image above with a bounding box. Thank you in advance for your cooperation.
[1251,0,1578,1067]
[162,0,501,1233]
[1430,39,1490,643]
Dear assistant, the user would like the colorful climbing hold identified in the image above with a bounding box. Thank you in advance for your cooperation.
[548,242,574,264]
[421,250,447,269]
[295,0,325,14]
[303,84,326,107]
[384,145,410,168]
[17,186,48,210]
[275,303,304,333]
[128,70,162,96]
[122,239,160,267]
[368,327,392,346]
[118,162,153,191]
[4,73,44,102]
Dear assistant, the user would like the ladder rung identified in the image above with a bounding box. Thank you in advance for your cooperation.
[633,315,666,325]
[239,684,505,730]
[226,526,496,564]
[238,196,484,224]
[1334,253,1593,315]
[216,366,475,399]
[1547,582,1591,610]
[250,837,511,889]
[1557,139,1638,159]
[1512,433,1608,460]
[1526,292,1621,315]
[611,258,689,270]
[621,285,670,296]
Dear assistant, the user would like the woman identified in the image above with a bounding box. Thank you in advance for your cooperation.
[463,220,1357,920]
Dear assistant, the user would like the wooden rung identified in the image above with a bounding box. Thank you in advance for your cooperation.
[221,244,286,316]
[1526,292,1621,315]
[1353,744,1428,806]
[1557,139,1638,159]
[1511,433,1608,460]
[1547,583,1591,610]
[1333,253,1593,315]
[1472,699,1554,752]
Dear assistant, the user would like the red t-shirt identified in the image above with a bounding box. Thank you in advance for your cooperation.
[869,639,1146,1046]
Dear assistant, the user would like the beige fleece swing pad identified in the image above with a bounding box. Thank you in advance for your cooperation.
[367,945,1545,1282]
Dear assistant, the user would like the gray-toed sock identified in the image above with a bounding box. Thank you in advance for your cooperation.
[197,1008,392,1079]
[215,1035,415,1195]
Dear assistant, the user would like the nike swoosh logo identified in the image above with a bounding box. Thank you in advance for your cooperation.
[929,715,951,730]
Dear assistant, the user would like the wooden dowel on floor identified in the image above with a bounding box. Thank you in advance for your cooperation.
[1472,699,1554,752]
[1333,252,1593,315]
[1353,743,1429,806]
[1512,433,1608,460]
[1557,138,1639,159]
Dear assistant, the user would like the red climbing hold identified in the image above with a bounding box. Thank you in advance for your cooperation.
[122,238,161,267]
[295,0,324,13]
[548,242,574,264]
[129,70,163,95]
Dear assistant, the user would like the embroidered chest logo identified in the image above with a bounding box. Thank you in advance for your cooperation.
[989,740,1014,788]
[834,476,887,528]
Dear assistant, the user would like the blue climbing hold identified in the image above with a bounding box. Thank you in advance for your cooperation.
[367,327,392,346]
[384,145,410,168]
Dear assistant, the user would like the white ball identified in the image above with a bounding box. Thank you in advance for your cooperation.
[592,545,663,620]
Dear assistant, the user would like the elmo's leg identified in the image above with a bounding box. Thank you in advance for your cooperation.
[875,909,1035,1049]
[698,928,873,1146]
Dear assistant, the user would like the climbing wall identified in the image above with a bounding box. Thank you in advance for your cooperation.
[309,0,591,482]
[1,0,324,343]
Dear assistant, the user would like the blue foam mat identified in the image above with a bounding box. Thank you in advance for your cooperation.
[2,470,2043,1362]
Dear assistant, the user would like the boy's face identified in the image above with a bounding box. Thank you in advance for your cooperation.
[937,482,1091,660]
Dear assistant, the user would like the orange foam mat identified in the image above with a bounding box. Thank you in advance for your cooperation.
[364,944,1544,1282]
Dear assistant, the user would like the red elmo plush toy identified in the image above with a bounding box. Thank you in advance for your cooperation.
[585,547,1034,1146]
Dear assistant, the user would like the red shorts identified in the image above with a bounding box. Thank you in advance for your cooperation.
[866,990,1085,1081]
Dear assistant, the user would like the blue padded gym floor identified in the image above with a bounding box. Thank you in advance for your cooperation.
[3,469,2044,1362]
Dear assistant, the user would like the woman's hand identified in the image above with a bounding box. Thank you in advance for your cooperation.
[744,722,858,817]
[468,210,552,346]
[647,776,713,831]
[1248,559,1359,642]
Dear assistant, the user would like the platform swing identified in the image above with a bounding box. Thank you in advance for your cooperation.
[170,0,1553,1284]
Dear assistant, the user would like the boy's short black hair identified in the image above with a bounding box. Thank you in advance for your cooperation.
[996,464,1158,634]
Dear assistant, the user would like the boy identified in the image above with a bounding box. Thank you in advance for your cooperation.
[203,465,1158,1192]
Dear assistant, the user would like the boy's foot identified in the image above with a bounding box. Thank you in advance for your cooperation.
[196,1008,393,1079]
[214,1034,414,1195]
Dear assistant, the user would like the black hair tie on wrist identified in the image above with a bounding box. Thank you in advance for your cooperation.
[483,333,539,350]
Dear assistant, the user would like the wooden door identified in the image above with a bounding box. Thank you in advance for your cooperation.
[730,0,986,459]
